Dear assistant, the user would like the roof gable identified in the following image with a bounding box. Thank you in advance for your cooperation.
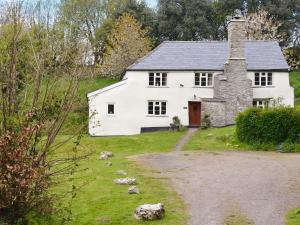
[127,41,289,71]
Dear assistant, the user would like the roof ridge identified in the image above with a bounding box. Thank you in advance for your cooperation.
[127,42,168,70]
[163,40,278,43]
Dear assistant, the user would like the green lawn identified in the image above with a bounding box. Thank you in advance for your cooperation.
[286,208,300,225]
[183,126,256,151]
[44,131,188,225]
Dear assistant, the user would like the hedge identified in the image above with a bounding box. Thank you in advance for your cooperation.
[236,107,300,145]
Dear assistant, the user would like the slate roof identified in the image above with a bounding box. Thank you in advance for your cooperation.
[127,41,289,71]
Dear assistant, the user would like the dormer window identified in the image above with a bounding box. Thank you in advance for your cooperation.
[195,73,213,87]
[149,73,167,86]
[254,72,273,86]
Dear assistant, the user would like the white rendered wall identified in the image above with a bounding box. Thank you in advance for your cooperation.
[88,71,215,136]
[246,72,294,106]
[89,71,295,136]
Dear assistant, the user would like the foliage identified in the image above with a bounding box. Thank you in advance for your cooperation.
[201,114,211,129]
[101,13,151,78]
[156,0,299,47]
[286,207,300,225]
[42,131,188,224]
[284,48,300,69]
[157,0,214,41]
[290,71,300,104]
[0,1,86,224]
[0,127,50,224]
[245,8,283,42]
[170,116,185,131]
[236,108,300,145]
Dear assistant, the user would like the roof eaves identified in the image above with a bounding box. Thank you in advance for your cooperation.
[87,79,127,98]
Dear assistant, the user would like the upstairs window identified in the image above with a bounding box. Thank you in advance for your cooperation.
[254,72,273,86]
[148,101,167,116]
[149,73,167,86]
[195,73,213,87]
[107,104,115,115]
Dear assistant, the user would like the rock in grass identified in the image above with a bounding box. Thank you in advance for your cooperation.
[114,178,136,185]
[116,170,127,176]
[105,162,112,167]
[134,203,164,220]
[99,151,113,160]
[128,186,139,194]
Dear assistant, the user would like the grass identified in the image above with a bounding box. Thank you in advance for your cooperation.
[223,213,254,225]
[183,126,255,151]
[290,70,300,105]
[60,77,117,134]
[286,208,300,225]
[41,131,188,225]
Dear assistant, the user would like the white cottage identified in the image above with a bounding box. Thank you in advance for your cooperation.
[87,13,294,136]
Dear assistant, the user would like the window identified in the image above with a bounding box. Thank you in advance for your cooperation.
[253,100,269,109]
[195,73,213,87]
[148,101,167,116]
[254,72,273,86]
[107,104,115,114]
[149,73,167,86]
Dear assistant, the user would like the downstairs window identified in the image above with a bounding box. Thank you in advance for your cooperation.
[253,100,269,109]
[148,101,167,116]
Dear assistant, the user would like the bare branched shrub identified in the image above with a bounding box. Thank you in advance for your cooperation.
[0,1,89,224]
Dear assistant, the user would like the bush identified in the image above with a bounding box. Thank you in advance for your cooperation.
[236,107,300,145]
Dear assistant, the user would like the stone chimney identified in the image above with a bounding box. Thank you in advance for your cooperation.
[213,9,253,125]
[227,9,246,60]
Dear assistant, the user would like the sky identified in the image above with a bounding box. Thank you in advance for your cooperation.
[146,0,157,8]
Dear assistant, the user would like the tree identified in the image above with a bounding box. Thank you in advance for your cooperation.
[101,13,151,78]
[245,8,283,41]
[59,0,106,65]
[0,1,87,224]
[157,0,214,41]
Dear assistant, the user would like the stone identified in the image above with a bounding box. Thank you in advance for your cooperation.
[116,170,127,176]
[105,162,112,167]
[99,154,108,160]
[114,178,136,185]
[99,151,113,160]
[128,186,139,194]
[134,203,165,220]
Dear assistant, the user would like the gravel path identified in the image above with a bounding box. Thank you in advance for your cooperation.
[135,151,300,225]
[173,128,198,151]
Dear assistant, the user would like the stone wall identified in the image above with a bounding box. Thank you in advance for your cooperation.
[202,101,226,127]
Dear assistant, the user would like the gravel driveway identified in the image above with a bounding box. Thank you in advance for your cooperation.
[135,151,300,225]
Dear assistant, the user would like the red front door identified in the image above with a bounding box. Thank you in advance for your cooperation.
[188,102,201,126]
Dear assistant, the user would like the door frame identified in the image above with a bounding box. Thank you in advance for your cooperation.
[188,101,201,127]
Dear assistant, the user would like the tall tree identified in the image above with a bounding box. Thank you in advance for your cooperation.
[59,0,106,65]
[101,13,151,78]
[157,0,215,41]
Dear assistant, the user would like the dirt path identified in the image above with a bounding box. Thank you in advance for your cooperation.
[173,128,198,151]
[135,151,300,225]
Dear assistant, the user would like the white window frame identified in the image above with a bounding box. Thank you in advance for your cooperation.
[253,100,269,109]
[254,72,273,87]
[149,72,167,87]
[107,103,115,115]
[195,72,213,87]
[147,101,167,116]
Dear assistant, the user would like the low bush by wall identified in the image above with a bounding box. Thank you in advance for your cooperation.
[236,107,300,145]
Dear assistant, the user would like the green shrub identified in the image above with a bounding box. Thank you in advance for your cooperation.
[236,107,300,145]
